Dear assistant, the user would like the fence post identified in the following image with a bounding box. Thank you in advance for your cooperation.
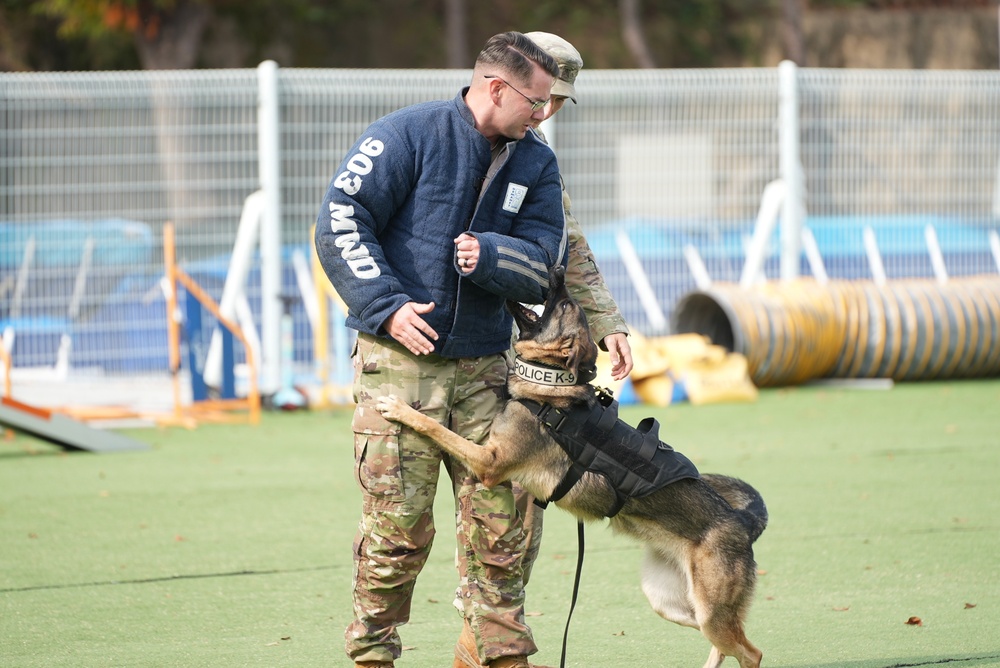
[779,60,804,281]
[258,60,282,397]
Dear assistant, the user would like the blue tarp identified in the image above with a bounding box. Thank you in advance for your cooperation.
[0,219,153,269]
[585,215,998,261]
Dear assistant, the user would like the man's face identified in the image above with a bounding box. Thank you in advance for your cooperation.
[532,96,568,129]
[495,67,553,139]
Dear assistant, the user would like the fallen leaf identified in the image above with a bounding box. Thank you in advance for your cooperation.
[525,611,543,617]
[402,645,416,651]
[552,554,566,560]
[905,616,922,626]
[833,606,850,612]
[426,598,438,604]
[613,630,626,636]
[964,603,976,609]
[765,596,775,601]
[28,532,38,539]
[265,641,280,646]
[281,636,291,641]
[174,535,186,542]
[757,569,768,576]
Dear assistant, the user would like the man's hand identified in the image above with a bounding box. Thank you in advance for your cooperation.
[603,333,633,381]
[385,302,438,355]
[454,233,480,273]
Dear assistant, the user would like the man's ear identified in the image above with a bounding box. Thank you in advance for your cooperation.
[488,78,503,104]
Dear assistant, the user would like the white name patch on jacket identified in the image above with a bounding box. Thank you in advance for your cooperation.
[503,183,528,213]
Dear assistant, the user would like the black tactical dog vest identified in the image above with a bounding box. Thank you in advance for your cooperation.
[520,390,700,517]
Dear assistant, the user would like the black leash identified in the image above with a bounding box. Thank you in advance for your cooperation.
[559,520,585,668]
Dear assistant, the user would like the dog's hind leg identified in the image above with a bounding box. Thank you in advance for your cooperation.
[702,646,725,668]
[688,541,762,668]
[697,617,760,668]
[639,547,699,629]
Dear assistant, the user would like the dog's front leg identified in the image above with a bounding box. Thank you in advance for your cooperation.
[375,395,502,485]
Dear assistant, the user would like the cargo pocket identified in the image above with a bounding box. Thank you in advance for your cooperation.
[352,407,404,502]
[351,337,405,503]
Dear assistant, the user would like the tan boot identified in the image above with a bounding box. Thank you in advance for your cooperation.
[354,662,395,668]
[454,619,481,668]
[453,619,553,668]
[488,657,554,668]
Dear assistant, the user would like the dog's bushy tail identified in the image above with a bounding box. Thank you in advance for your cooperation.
[701,473,768,542]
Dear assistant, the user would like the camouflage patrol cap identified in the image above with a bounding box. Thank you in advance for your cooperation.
[525,31,582,104]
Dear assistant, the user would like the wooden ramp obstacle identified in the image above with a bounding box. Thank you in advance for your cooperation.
[0,298,148,453]
[0,396,149,453]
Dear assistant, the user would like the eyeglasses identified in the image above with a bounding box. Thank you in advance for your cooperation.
[484,75,549,112]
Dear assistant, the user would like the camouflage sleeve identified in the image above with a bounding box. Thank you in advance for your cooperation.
[563,187,630,349]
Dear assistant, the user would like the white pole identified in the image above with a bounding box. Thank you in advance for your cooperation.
[682,244,712,290]
[989,230,1000,274]
[800,226,828,285]
[863,226,886,287]
[235,294,262,374]
[779,60,804,282]
[924,225,948,285]
[258,60,282,397]
[204,190,264,388]
[615,230,668,333]
[994,5,1000,216]
[740,179,786,288]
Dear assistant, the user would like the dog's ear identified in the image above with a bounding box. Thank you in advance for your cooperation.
[563,340,581,376]
[564,339,599,383]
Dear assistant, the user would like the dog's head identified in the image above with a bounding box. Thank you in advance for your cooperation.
[507,266,600,386]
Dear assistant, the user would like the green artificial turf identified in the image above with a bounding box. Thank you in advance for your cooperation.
[2,379,999,667]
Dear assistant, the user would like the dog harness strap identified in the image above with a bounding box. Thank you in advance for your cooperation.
[636,417,662,461]
[535,402,570,432]
[549,403,600,505]
[520,399,581,508]
[518,396,700,517]
[548,462,586,505]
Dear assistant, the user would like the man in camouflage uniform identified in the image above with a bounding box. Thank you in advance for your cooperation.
[526,31,632,373]
[317,32,566,668]
[452,31,633,668]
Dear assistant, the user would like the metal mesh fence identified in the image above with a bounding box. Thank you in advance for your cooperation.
[799,68,1000,283]
[1,69,259,377]
[2,65,999,409]
[555,68,782,332]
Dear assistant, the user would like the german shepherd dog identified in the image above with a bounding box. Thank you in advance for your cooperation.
[376,267,767,668]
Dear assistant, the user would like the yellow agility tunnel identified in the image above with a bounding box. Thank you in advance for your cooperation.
[670,276,1000,388]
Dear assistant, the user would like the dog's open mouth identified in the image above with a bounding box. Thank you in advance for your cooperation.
[508,300,541,338]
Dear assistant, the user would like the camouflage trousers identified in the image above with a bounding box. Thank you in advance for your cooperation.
[452,483,544,663]
[345,333,536,664]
